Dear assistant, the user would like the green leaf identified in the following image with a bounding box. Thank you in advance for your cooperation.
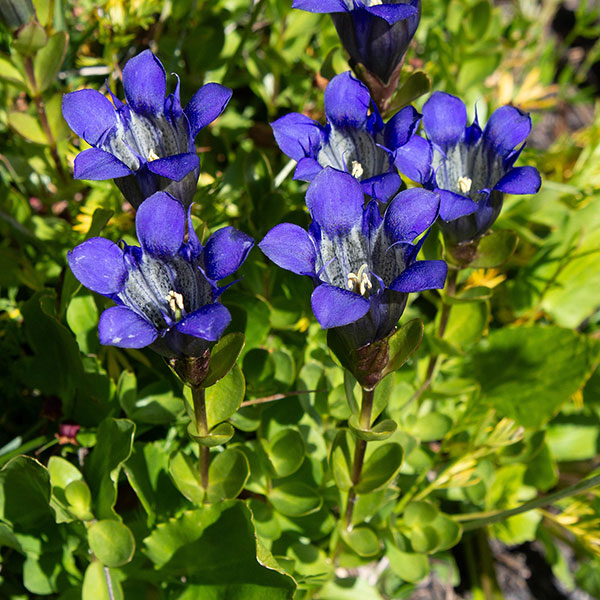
[329,430,353,491]
[169,451,204,504]
[64,480,92,518]
[85,418,135,519]
[470,230,519,268]
[456,52,501,91]
[122,381,183,424]
[144,501,295,597]
[348,415,397,441]
[392,71,431,109]
[88,520,135,567]
[386,542,429,583]
[382,319,424,377]
[446,286,493,304]
[404,501,438,526]
[33,31,68,92]
[8,111,46,144]
[206,363,245,429]
[188,421,235,447]
[207,448,250,502]
[82,561,120,600]
[13,20,48,56]
[264,428,305,477]
[66,293,99,354]
[463,0,492,40]
[430,514,462,551]
[409,525,440,553]
[468,326,600,428]
[443,300,489,348]
[0,56,25,86]
[269,481,322,517]
[341,526,380,557]
[408,412,453,442]
[355,443,403,494]
[201,332,245,388]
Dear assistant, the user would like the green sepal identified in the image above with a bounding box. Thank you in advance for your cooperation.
[382,319,424,377]
[200,332,245,388]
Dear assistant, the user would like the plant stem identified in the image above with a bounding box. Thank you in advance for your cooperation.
[405,267,458,407]
[345,387,374,529]
[191,385,210,490]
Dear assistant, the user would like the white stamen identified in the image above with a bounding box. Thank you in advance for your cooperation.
[167,290,185,314]
[346,264,372,297]
[148,149,160,162]
[457,176,472,194]
[351,160,364,179]
[369,0,383,5]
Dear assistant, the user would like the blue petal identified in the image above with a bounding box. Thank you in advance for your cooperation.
[68,237,127,295]
[185,205,202,259]
[305,168,364,235]
[73,148,132,180]
[203,226,254,281]
[292,0,348,12]
[136,192,185,257]
[364,2,418,23]
[438,189,479,221]
[494,166,541,195]
[122,50,166,116]
[324,72,371,129]
[184,82,232,138]
[271,113,323,161]
[394,135,432,184]
[98,305,158,348]
[294,157,323,181]
[311,283,371,328]
[384,188,440,242]
[147,152,200,181]
[483,105,531,155]
[62,89,116,145]
[391,260,447,292]
[176,303,231,341]
[360,172,402,202]
[422,92,467,146]
[383,105,421,151]
[259,223,317,276]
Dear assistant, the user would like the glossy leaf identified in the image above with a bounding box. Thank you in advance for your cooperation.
[88,520,135,567]
[206,364,245,429]
[201,332,245,388]
[355,443,403,494]
[207,448,250,502]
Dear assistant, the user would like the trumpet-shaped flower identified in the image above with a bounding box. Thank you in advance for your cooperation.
[271,71,420,201]
[67,192,253,357]
[293,0,420,84]
[395,91,541,243]
[62,50,232,209]
[259,168,446,348]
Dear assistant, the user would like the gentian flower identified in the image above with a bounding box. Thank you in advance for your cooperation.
[259,168,446,349]
[293,0,420,85]
[67,192,253,358]
[271,71,420,201]
[395,91,542,244]
[62,50,232,209]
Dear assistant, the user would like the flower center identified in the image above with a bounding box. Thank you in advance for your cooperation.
[347,263,372,297]
[457,176,472,194]
[351,160,364,179]
[166,290,185,321]
[148,149,160,162]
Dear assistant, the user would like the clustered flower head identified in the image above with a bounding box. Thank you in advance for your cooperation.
[62,50,231,209]
[68,192,253,357]
[271,71,420,201]
[396,91,541,244]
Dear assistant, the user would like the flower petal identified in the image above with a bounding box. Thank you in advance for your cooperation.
[384,188,440,242]
[394,135,432,184]
[361,172,402,202]
[98,305,158,348]
[306,168,364,235]
[202,226,254,281]
[184,82,232,138]
[383,105,421,150]
[292,0,348,12]
[391,260,447,292]
[437,189,479,221]
[147,152,200,181]
[67,238,127,295]
[324,72,371,129]
[422,91,467,146]
[494,166,541,195]
[483,105,531,155]
[259,223,317,276]
[73,147,133,180]
[62,89,117,145]
[122,50,166,116]
[364,2,418,24]
[136,191,185,257]
[311,283,371,329]
[271,113,324,161]
[176,303,231,341]
[294,157,323,181]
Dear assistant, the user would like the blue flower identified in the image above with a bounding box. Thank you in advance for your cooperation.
[62,50,232,209]
[395,91,542,244]
[259,168,446,348]
[271,71,420,201]
[67,192,253,357]
[293,0,419,85]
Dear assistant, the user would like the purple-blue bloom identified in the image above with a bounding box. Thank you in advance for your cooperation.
[67,192,253,357]
[62,50,232,209]
[271,71,420,201]
[395,91,542,244]
[293,0,420,85]
[259,168,446,348]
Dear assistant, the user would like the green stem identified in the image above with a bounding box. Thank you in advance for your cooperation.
[191,385,210,490]
[345,387,374,529]
[459,472,600,531]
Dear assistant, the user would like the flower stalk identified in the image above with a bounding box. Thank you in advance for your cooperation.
[191,385,210,490]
